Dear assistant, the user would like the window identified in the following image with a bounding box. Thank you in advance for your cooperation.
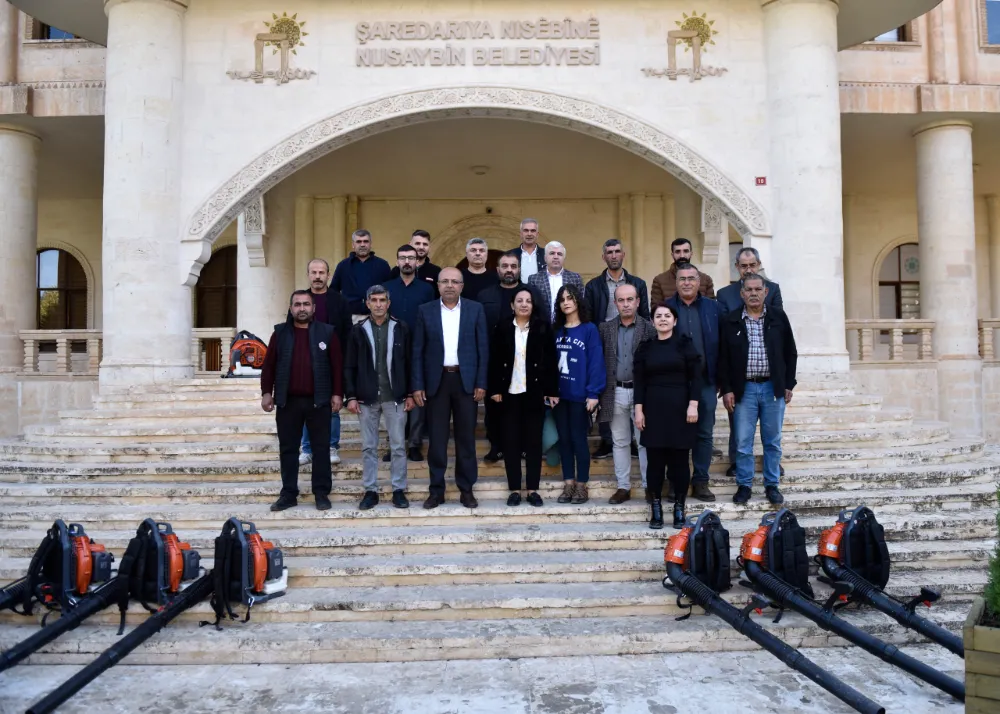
[987,0,1000,45]
[196,246,237,328]
[878,243,920,320]
[36,249,87,329]
[24,16,76,41]
[872,26,909,42]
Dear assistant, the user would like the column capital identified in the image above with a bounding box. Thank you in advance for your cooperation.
[912,119,974,138]
[105,0,190,16]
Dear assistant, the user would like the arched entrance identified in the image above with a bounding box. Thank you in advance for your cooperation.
[180,86,770,284]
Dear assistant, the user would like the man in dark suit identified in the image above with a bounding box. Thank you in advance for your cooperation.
[528,241,584,323]
[716,247,784,312]
[715,246,784,480]
[412,267,490,509]
[478,250,533,462]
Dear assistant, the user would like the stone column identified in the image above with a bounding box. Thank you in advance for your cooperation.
[699,198,730,291]
[630,193,645,278]
[763,0,849,375]
[238,191,295,340]
[100,0,191,387]
[0,1,18,84]
[294,195,314,281]
[987,195,1000,319]
[0,124,39,436]
[331,195,347,266]
[914,120,982,437]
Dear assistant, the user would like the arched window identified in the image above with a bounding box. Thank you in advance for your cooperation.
[36,249,87,329]
[878,243,920,319]
[196,246,237,328]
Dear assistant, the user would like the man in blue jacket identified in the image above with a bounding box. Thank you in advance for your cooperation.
[665,264,724,503]
[331,229,392,318]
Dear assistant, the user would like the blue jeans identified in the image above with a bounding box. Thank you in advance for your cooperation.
[554,400,591,483]
[301,409,341,453]
[734,381,785,488]
[692,383,717,484]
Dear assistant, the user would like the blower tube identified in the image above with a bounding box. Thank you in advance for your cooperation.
[743,560,965,701]
[819,557,964,658]
[665,562,885,714]
[0,579,28,613]
[26,573,215,714]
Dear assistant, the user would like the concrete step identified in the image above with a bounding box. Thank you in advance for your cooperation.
[1,436,983,468]
[0,605,970,666]
[0,570,984,627]
[0,483,993,531]
[0,462,996,504]
[1,509,995,559]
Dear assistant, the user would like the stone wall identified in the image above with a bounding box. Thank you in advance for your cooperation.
[849,363,940,421]
[16,376,96,430]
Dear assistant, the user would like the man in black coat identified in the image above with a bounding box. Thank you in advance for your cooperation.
[344,285,414,511]
[715,246,784,480]
[388,229,441,295]
[584,238,650,459]
[719,274,797,507]
[261,290,343,512]
[477,250,534,462]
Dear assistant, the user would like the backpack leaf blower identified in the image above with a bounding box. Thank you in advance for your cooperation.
[0,519,198,674]
[663,511,885,714]
[740,508,965,702]
[223,330,267,378]
[25,518,287,714]
[0,520,114,618]
[817,506,964,658]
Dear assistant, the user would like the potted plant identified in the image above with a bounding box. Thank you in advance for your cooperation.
[965,484,1000,711]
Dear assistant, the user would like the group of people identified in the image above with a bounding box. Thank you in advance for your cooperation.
[259,219,798,530]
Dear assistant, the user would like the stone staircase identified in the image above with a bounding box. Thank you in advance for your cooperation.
[0,377,994,670]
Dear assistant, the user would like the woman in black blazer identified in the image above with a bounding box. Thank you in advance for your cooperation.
[488,287,560,507]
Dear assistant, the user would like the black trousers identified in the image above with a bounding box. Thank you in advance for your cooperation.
[501,393,544,491]
[276,395,332,499]
[426,371,479,497]
[485,397,503,452]
[646,447,690,501]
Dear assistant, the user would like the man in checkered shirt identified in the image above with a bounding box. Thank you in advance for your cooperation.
[718,273,798,506]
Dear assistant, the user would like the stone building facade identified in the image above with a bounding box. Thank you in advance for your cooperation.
[1,0,1000,440]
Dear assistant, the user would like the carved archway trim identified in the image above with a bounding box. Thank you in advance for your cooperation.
[36,240,97,329]
[432,214,526,269]
[181,85,771,286]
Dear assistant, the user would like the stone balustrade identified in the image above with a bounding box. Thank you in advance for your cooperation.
[845,319,935,363]
[19,330,102,375]
[979,319,1000,361]
[191,328,236,375]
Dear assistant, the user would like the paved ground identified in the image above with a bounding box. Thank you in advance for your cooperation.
[0,644,963,714]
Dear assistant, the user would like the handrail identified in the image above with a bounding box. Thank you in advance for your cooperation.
[19,330,102,375]
[191,328,236,374]
[845,320,934,363]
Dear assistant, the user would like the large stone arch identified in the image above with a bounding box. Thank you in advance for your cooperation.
[181,86,772,285]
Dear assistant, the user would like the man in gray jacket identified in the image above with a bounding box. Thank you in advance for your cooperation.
[598,284,656,504]
[344,285,414,511]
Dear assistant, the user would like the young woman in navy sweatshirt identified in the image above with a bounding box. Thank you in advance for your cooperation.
[552,284,606,504]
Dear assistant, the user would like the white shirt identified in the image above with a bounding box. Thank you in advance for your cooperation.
[441,298,462,367]
[547,269,564,321]
[520,245,540,284]
[509,319,531,395]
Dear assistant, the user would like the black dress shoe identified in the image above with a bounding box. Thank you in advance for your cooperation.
[526,492,543,507]
[506,492,521,506]
[270,495,298,512]
[484,449,503,463]
[673,502,686,529]
[358,491,379,511]
[315,495,332,511]
[423,493,445,510]
[407,446,424,462]
[382,451,391,463]
[392,489,409,509]
[733,485,752,504]
[592,441,613,459]
[460,490,479,509]
[649,498,664,530]
[765,486,785,505]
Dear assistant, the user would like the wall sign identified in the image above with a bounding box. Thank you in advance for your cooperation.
[227,12,317,84]
[355,18,601,67]
[642,12,727,81]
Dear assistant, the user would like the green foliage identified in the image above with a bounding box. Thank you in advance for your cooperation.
[986,484,1000,618]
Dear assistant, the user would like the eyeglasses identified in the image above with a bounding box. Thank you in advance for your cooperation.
[677,277,699,283]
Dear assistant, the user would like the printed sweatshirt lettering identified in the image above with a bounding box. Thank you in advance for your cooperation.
[554,323,607,403]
